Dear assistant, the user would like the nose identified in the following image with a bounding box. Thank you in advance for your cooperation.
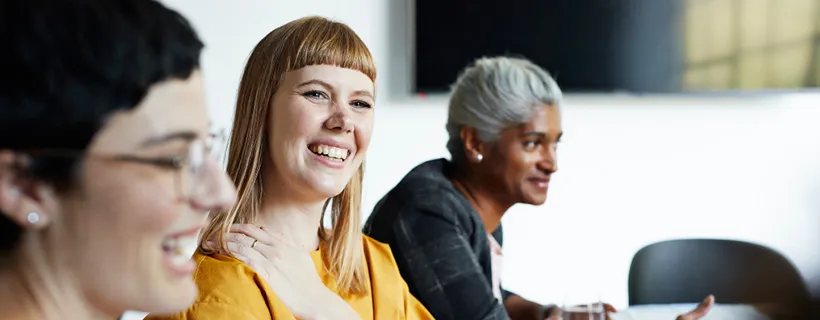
[190,157,236,212]
[538,145,558,174]
[323,102,354,134]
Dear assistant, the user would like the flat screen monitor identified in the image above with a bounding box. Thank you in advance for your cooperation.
[414,0,820,94]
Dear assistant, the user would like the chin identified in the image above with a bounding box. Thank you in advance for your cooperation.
[313,183,347,199]
[523,193,548,205]
[304,174,352,199]
[127,256,199,315]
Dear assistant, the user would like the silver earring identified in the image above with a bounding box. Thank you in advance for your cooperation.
[475,154,483,162]
[26,211,40,224]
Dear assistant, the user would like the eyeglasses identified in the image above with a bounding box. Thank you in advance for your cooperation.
[18,130,226,199]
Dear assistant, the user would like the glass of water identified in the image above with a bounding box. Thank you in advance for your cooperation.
[560,290,606,320]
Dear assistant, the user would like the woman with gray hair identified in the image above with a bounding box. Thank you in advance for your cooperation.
[364,56,713,320]
[364,56,577,319]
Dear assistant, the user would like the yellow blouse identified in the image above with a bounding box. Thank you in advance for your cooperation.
[146,236,433,320]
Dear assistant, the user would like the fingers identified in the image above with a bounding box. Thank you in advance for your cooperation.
[226,232,257,247]
[694,295,715,313]
[230,224,272,245]
[223,239,265,270]
[232,223,296,250]
[600,303,617,320]
[204,232,269,259]
[676,295,715,320]
[202,240,218,252]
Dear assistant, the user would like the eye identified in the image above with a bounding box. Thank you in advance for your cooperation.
[302,90,328,100]
[523,140,541,150]
[154,156,186,170]
[351,100,372,109]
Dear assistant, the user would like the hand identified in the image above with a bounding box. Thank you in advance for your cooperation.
[543,304,560,320]
[206,224,359,320]
[544,304,561,320]
[545,303,617,320]
[675,295,715,320]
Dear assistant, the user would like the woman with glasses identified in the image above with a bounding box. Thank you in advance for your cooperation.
[148,16,433,319]
[0,0,236,319]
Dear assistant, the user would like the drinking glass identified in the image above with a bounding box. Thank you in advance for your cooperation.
[560,290,606,320]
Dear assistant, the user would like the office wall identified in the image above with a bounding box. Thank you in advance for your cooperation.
[157,0,820,309]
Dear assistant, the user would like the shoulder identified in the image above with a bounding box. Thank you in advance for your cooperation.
[390,159,458,199]
[361,235,396,262]
[146,252,271,319]
[360,236,407,285]
[188,251,270,311]
[376,159,473,219]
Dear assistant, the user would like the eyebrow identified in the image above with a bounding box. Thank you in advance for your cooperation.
[296,79,374,99]
[523,131,546,139]
[352,90,374,100]
[139,131,198,148]
[297,79,332,90]
[523,131,563,141]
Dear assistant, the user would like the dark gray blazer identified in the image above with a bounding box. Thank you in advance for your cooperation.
[364,158,512,320]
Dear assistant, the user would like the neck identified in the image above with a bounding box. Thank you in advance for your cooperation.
[451,164,513,234]
[0,265,116,320]
[0,271,42,320]
[257,198,325,251]
[259,171,326,252]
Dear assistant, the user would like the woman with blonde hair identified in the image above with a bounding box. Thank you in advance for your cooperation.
[148,16,433,319]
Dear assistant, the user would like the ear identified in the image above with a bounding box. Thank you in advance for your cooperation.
[0,150,54,230]
[459,126,486,164]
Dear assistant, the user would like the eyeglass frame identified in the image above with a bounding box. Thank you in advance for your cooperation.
[10,130,226,199]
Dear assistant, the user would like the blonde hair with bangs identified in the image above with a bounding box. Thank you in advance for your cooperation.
[198,16,375,296]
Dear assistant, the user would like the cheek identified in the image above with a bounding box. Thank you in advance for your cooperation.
[269,101,322,147]
[353,115,374,152]
[495,149,535,182]
[67,167,186,301]
[75,167,183,250]
[520,151,542,167]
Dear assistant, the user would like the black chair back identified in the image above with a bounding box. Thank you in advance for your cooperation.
[628,239,809,306]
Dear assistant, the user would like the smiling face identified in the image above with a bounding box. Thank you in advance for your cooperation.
[59,71,236,314]
[266,65,375,201]
[480,104,562,205]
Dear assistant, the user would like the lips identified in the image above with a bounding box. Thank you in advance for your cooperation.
[528,177,550,189]
[306,138,355,167]
[308,144,350,161]
[161,225,201,277]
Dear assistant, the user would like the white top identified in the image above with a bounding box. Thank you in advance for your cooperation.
[487,234,504,304]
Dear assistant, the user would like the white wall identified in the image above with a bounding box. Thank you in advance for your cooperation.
[159,0,820,310]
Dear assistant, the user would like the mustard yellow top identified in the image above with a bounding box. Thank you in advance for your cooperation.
[146,236,433,320]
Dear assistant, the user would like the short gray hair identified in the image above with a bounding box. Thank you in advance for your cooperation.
[446,56,563,162]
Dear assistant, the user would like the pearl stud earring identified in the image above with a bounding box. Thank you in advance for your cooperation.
[26,212,40,224]
[475,154,483,162]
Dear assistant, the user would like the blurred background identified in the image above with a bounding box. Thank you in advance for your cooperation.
[153,0,820,310]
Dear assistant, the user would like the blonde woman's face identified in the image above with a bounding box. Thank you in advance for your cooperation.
[267,65,375,200]
[66,71,236,314]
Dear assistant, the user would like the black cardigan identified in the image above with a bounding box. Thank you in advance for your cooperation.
[364,158,512,320]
